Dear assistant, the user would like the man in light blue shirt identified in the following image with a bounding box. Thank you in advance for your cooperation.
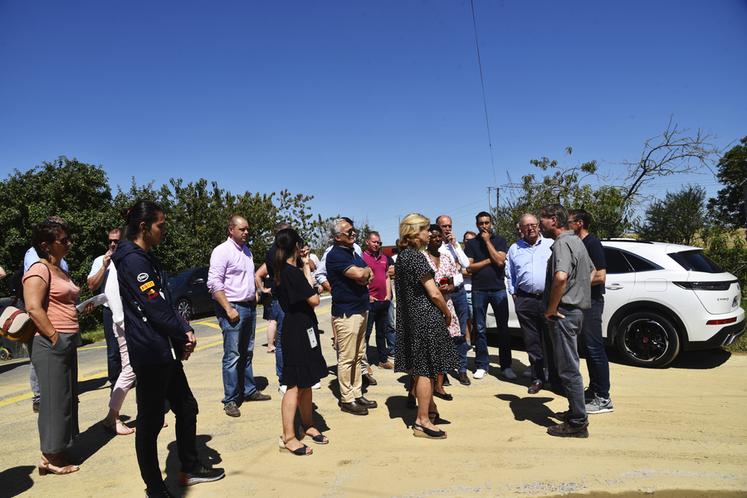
[506,213,555,394]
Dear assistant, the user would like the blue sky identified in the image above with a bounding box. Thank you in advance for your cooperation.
[1,1,745,244]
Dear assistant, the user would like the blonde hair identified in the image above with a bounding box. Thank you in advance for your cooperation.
[398,213,430,250]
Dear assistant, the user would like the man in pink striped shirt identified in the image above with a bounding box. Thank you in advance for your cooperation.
[208,215,271,418]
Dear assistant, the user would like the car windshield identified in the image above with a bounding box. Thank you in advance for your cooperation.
[668,250,724,273]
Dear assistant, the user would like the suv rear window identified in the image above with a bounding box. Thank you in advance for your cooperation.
[668,250,724,273]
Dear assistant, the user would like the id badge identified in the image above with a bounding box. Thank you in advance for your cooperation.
[306,327,318,349]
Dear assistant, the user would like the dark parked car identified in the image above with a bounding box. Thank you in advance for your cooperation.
[167,267,214,321]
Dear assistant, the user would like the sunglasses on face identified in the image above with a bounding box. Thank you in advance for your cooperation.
[108,239,119,244]
[343,228,356,237]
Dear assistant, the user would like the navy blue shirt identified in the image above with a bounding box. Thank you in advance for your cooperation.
[582,234,606,300]
[464,234,509,291]
[326,244,369,316]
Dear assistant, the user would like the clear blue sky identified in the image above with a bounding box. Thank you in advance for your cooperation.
[1,0,745,244]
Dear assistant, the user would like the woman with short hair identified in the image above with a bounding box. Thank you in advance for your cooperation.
[394,213,458,439]
[24,219,81,475]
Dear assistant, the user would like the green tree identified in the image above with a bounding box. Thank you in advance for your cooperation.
[493,122,718,243]
[639,185,706,245]
[493,149,631,243]
[707,136,747,229]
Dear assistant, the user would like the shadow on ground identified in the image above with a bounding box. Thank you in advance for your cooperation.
[164,434,222,496]
[0,465,35,496]
[496,394,556,427]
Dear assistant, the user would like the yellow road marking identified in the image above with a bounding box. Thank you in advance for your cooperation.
[0,305,330,410]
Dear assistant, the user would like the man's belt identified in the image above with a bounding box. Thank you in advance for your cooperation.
[515,288,543,299]
[449,284,465,293]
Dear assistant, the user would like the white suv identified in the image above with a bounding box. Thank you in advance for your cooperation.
[498,239,745,368]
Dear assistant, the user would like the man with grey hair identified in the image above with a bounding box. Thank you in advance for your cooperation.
[325,218,376,415]
[506,213,555,394]
[539,204,595,438]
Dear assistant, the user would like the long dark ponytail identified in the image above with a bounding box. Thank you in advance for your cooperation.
[273,228,302,286]
[123,200,163,241]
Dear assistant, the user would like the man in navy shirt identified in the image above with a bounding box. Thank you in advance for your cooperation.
[464,211,515,380]
[569,209,613,415]
[326,218,377,416]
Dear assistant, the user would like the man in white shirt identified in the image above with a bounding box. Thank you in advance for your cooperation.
[87,228,122,390]
[437,215,473,386]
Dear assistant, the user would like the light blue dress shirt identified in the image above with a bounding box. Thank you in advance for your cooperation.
[506,236,553,295]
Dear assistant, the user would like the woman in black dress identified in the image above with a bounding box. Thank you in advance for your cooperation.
[273,228,328,455]
[394,213,458,439]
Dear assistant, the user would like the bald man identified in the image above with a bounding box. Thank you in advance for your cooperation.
[208,215,271,418]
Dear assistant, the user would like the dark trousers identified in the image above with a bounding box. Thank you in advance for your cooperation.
[450,287,471,374]
[365,300,395,363]
[134,361,198,492]
[103,307,122,388]
[548,306,588,427]
[31,333,80,454]
[581,298,610,398]
[472,289,512,370]
[514,294,558,383]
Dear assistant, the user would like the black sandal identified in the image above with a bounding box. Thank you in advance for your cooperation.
[302,426,329,445]
[412,423,447,439]
[433,391,453,401]
[278,437,313,455]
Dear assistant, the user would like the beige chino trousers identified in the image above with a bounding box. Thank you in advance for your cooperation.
[332,312,368,403]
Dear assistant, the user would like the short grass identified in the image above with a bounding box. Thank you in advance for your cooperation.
[80,325,105,345]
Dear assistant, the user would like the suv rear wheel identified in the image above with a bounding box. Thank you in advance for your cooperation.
[614,310,681,368]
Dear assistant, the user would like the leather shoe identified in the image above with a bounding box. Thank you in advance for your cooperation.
[378,361,394,369]
[355,396,378,409]
[362,373,378,386]
[245,391,271,401]
[339,401,369,415]
[528,380,543,395]
[433,391,453,401]
[458,372,471,386]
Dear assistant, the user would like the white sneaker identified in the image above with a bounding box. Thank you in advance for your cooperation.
[278,385,287,395]
[311,382,321,390]
[501,368,518,380]
[473,368,487,380]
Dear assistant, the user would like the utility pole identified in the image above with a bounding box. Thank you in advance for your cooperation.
[487,186,499,213]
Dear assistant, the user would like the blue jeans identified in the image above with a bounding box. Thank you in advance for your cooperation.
[365,300,395,363]
[472,289,512,371]
[450,287,471,374]
[581,298,610,398]
[271,299,286,384]
[216,302,258,404]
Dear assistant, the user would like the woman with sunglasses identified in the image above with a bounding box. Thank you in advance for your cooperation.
[424,224,462,401]
[394,213,458,439]
[24,219,82,475]
[274,228,328,455]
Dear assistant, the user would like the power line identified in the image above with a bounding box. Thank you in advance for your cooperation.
[469,0,497,185]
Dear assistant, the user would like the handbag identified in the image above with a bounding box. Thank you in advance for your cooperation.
[0,263,52,343]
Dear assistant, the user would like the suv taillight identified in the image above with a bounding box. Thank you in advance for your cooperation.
[673,281,734,291]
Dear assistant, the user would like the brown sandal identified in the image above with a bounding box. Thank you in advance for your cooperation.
[39,454,79,475]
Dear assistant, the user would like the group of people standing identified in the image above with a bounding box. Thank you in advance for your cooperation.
[13,198,613,495]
